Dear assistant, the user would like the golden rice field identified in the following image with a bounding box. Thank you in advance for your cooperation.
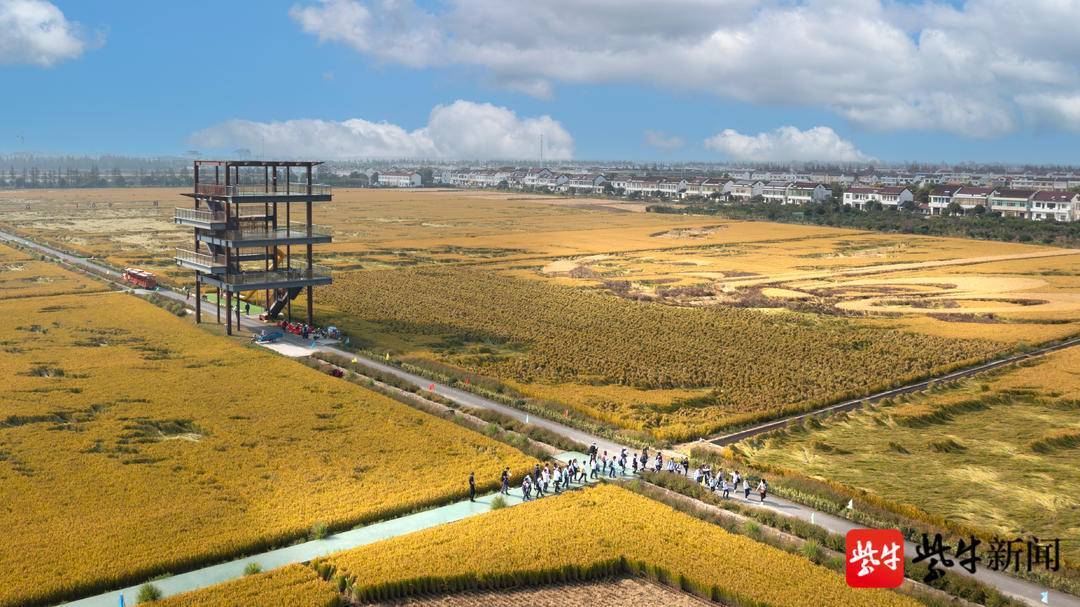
[0,241,106,298]
[317,267,1003,441]
[741,345,1080,565]
[4,187,1077,443]
[0,291,535,607]
[3,188,1076,345]
[166,485,919,607]
[328,484,919,607]
[155,565,340,607]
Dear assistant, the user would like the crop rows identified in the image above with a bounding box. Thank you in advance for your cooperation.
[323,267,1003,439]
[0,242,106,299]
[0,292,534,607]
[156,565,340,607]
[319,484,919,607]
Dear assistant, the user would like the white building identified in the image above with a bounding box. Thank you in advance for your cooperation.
[927,185,959,215]
[657,178,688,197]
[785,182,831,204]
[951,186,995,212]
[534,172,569,190]
[1011,175,1068,191]
[377,171,422,188]
[989,189,1035,218]
[761,181,789,204]
[565,173,607,194]
[521,168,554,188]
[623,176,666,196]
[1030,190,1078,222]
[842,186,913,209]
[729,180,764,201]
[683,178,731,198]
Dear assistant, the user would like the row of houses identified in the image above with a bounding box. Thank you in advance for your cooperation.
[844,185,1079,221]
[440,169,836,204]
[928,186,1079,221]
[361,163,1080,194]
[401,165,1078,222]
[439,168,606,193]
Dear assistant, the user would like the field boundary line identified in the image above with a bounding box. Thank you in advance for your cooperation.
[705,335,1080,447]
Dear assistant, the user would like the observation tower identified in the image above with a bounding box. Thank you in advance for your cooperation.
[174,160,332,335]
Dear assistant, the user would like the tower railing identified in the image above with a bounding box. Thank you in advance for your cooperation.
[221,261,331,286]
[175,248,226,267]
[174,207,226,223]
[193,183,331,197]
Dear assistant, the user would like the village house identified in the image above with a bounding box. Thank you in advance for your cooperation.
[521,168,554,188]
[785,182,831,204]
[728,179,764,201]
[376,171,422,188]
[841,186,913,210]
[1030,190,1079,222]
[623,176,666,196]
[658,177,688,197]
[927,185,959,215]
[761,181,789,204]
[988,189,1035,218]
[681,178,731,198]
[951,186,995,212]
[564,173,607,194]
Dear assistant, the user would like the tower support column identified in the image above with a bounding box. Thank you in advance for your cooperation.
[194,274,201,323]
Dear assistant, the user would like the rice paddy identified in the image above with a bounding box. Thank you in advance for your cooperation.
[0,290,535,607]
[740,345,1080,565]
[2,187,1077,444]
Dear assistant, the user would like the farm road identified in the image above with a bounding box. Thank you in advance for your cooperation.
[61,452,596,607]
[3,228,1075,607]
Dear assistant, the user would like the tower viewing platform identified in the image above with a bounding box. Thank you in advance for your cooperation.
[176,160,333,335]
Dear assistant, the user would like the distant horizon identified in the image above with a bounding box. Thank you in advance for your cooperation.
[5,151,1080,173]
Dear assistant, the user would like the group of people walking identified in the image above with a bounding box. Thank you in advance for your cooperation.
[467,442,769,504]
[692,463,768,502]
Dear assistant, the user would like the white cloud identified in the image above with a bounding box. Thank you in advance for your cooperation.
[290,0,1080,137]
[1016,93,1080,133]
[704,126,873,163]
[643,130,684,151]
[0,0,90,66]
[188,100,573,160]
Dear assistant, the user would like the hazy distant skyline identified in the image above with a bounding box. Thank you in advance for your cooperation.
[4,1,1080,163]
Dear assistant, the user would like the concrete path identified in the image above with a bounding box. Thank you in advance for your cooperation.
[674,476,1077,607]
[3,228,1074,607]
[61,451,606,607]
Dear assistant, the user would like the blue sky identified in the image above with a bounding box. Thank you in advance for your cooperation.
[3,0,1080,164]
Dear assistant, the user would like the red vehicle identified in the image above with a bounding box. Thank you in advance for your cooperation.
[122,267,157,289]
